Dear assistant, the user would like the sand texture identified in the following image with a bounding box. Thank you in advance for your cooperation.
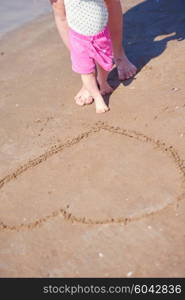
[0,0,185,277]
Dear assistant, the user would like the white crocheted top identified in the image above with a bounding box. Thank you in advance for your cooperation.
[64,0,108,36]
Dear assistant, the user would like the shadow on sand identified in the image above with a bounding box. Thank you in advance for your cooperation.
[106,0,185,105]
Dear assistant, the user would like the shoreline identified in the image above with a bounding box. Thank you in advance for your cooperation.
[0,12,52,42]
[0,12,54,47]
[0,0,51,40]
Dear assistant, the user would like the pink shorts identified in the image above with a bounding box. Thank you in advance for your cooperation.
[69,26,113,74]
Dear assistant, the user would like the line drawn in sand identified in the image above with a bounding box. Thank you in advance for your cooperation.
[0,121,185,232]
[154,103,185,120]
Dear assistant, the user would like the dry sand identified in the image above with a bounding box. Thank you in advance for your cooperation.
[0,0,185,277]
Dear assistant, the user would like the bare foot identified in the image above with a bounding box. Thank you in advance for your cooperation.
[74,86,94,106]
[115,54,137,80]
[99,81,113,96]
[94,95,110,114]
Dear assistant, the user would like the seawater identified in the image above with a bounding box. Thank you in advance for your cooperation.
[0,0,51,38]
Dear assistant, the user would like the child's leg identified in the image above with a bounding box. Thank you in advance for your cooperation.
[96,64,113,95]
[81,72,110,114]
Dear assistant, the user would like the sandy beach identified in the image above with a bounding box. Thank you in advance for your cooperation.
[0,0,185,277]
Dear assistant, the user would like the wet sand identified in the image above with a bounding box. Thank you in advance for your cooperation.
[0,0,185,277]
